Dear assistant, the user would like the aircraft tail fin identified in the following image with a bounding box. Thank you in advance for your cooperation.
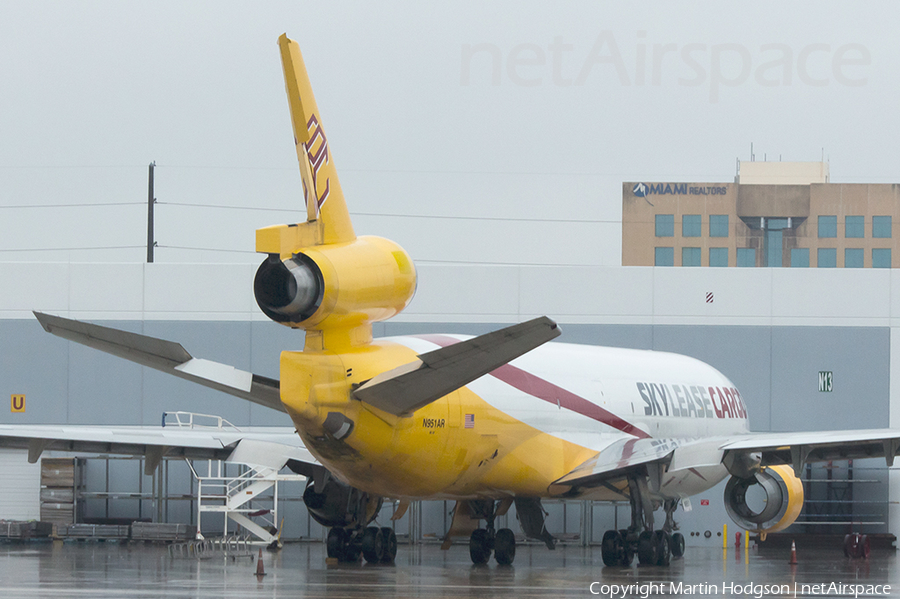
[259,34,355,254]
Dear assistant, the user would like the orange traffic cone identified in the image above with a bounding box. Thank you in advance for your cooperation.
[788,540,798,565]
[255,548,267,577]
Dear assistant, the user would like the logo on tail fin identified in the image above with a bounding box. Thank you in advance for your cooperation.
[302,113,331,215]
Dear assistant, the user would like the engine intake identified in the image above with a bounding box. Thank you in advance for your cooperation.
[254,254,323,324]
[724,464,804,536]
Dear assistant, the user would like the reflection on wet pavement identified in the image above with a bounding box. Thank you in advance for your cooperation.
[0,540,895,598]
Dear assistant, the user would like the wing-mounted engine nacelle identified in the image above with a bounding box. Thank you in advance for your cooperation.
[724,464,804,538]
[302,477,383,529]
[254,235,416,329]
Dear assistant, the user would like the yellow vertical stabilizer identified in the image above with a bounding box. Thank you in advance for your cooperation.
[258,34,355,255]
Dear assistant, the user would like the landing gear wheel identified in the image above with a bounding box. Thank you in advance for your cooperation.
[326,527,347,560]
[494,528,516,565]
[469,529,491,565]
[379,527,397,563]
[601,530,620,566]
[361,526,384,563]
[602,530,631,567]
[620,529,636,566]
[655,531,671,566]
[669,532,685,558]
[344,543,361,562]
[637,531,658,566]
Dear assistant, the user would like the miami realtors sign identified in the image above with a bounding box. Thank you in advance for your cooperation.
[632,182,728,197]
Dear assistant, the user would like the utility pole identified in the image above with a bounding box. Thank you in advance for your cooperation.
[147,161,156,263]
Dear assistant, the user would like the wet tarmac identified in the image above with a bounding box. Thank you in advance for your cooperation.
[0,539,896,598]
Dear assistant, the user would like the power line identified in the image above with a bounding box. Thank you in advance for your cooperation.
[155,202,619,223]
[156,202,297,213]
[0,165,148,170]
[156,245,258,254]
[0,202,144,209]
[0,245,145,252]
[352,212,616,224]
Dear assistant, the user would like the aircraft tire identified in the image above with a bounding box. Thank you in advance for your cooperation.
[494,528,516,565]
[670,532,685,558]
[361,526,384,563]
[637,531,658,566]
[326,527,347,560]
[601,530,624,567]
[469,529,491,565]
[344,543,361,562]
[380,527,397,563]
[620,529,636,566]
[655,531,671,566]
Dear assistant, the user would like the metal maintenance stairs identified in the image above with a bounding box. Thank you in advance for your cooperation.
[192,457,305,546]
[166,412,306,546]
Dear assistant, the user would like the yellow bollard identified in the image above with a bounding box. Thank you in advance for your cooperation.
[723,524,728,549]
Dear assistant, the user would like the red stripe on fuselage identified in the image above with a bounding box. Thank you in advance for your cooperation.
[416,335,651,440]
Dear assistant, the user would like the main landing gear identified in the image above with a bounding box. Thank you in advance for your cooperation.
[326,526,398,564]
[468,499,518,565]
[600,475,685,568]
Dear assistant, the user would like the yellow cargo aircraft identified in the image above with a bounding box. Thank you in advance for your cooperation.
[14,34,900,566]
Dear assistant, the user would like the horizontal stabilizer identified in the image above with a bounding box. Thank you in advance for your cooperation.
[33,312,284,413]
[353,316,560,417]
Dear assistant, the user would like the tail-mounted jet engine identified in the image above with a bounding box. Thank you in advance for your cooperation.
[254,236,416,329]
[723,465,804,539]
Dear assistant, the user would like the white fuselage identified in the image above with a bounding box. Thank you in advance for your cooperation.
[392,336,749,500]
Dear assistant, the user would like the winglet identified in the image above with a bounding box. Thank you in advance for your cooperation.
[257,34,355,255]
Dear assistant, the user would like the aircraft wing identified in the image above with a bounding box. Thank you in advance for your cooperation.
[550,428,900,496]
[0,424,319,475]
[33,312,284,413]
[719,428,900,476]
[353,316,560,416]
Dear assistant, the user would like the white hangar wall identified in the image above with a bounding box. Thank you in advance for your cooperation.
[0,262,898,541]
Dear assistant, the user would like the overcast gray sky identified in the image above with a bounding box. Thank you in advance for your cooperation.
[1,2,897,266]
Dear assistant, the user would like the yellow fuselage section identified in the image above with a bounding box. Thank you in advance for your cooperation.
[280,340,597,500]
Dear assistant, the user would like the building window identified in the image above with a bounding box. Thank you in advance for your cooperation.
[873,248,891,268]
[682,247,701,266]
[709,247,728,267]
[818,215,837,238]
[790,248,809,267]
[873,215,892,238]
[682,215,701,237]
[818,248,837,268]
[736,248,756,267]
[844,248,864,268]
[709,215,729,237]
[845,216,864,238]
[655,247,674,266]
[655,214,674,237]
